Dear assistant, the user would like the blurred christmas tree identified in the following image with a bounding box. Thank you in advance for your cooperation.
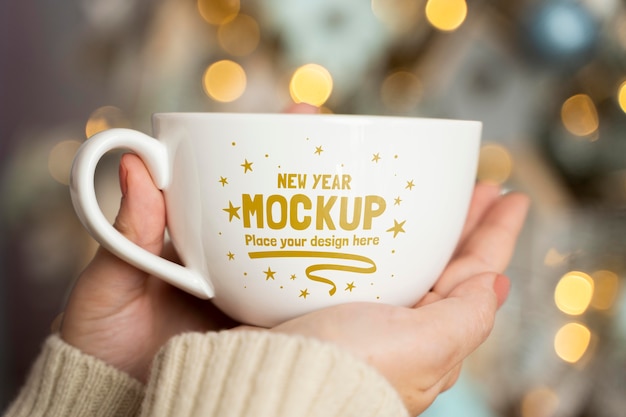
[1,0,625,415]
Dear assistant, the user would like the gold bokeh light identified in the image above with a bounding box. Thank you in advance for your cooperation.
[218,14,260,56]
[476,143,513,185]
[554,271,594,316]
[371,0,421,33]
[85,105,130,139]
[48,140,82,185]
[561,94,599,137]
[618,80,626,114]
[590,269,619,311]
[554,322,591,364]
[618,14,626,50]
[425,0,468,32]
[380,70,422,112]
[289,64,333,107]
[521,386,560,417]
[197,0,239,25]
[203,60,247,102]
[544,247,569,266]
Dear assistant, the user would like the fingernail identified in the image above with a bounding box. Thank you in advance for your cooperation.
[119,158,129,198]
[493,274,511,308]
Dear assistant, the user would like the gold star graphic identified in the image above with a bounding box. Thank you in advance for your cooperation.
[227,252,235,260]
[372,153,381,163]
[345,282,356,292]
[386,219,406,238]
[405,180,415,190]
[222,201,241,222]
[218,176,228,186]
[299,289,310,299]
[263,267,276,280]
[290,274,297,280]
[241,159,253,173]
[394,196,402,206]
[314,146,324,155]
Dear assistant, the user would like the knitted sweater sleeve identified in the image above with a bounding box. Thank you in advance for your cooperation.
[3,330,409,417]
[141,330,409,417]
[2,334,144,417]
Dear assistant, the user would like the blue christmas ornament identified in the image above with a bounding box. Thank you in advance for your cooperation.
[523,1,598,67]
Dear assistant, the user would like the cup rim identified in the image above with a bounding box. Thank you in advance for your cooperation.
[151,112,482,127]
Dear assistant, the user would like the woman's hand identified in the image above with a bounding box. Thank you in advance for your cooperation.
[270,183,529,415]
[59,104,321,383]
[59,153,238,382]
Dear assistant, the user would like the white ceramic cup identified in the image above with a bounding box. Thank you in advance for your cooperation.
[70,113,481,327]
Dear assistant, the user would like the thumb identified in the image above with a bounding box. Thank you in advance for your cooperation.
[60,153,166,349]
[73,153,166,300]
[112,153,166,255]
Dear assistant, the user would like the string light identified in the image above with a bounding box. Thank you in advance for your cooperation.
[554,271,594,315]
[197,0,239,25]
[476,143,513,185]
[380,70,422,112]
[371,0,421,33]
[218,14,260,56]
[618,80,626,114]
[554,322,591,363]
[525,1,598,65]
[289,64,333,107]
[521,386,560,417]
[544,248,569,266]
[617,13,626,50]
[85,105,130,139]
[203,60,247,102]
[48,140,82,185]
[590,269,619,311]
[561,94,599,137]
[425,0,468,32]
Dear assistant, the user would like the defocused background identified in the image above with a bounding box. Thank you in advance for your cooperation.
[1,0,625,415]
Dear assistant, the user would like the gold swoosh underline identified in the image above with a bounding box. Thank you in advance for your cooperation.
[248,250,377,295]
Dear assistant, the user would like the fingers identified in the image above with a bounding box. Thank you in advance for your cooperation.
[411,273,500,382]
[417,273,510,311]
[456,190,529,272]
[431,273,499,354]
[414,290,443,308]
[285,103,321,114]
[433,191,529,297]
[389,273,501,415]
[409,363,462,415]
[454,182,502,254]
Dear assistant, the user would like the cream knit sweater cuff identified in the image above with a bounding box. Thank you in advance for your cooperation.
[4,330,408,417]
[143,330,408,417]
[3,334,144,417]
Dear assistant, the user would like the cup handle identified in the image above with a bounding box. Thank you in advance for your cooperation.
[70,128,214,299]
